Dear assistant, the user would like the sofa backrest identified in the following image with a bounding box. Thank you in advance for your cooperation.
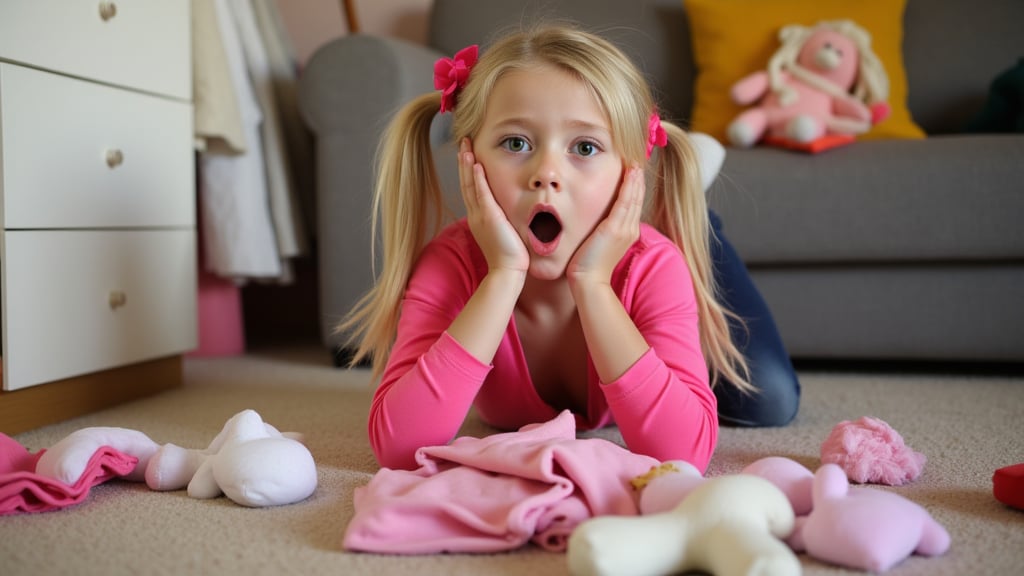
[902,0,1023,133]
[430,0,1024,135]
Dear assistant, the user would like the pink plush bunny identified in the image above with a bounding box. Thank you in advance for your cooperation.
[630,457,950,573]
[790,463,950,572]
[727,20,890,151]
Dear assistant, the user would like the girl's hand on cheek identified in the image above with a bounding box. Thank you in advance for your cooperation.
[458,139,530,274]
[568,166,645,288]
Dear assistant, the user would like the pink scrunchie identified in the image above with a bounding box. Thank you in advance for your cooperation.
[434,45,478,114]
[820,416,926,486]
[646,112,668,158]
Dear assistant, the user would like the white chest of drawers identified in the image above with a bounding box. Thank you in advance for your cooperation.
[0,1,197,399]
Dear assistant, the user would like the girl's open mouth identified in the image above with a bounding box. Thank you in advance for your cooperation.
[528,208,562,256]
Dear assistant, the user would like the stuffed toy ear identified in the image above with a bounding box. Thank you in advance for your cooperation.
[35,427,160,485]
[741,457,815,516]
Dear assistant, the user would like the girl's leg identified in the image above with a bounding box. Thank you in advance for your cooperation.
[710,211,800,426]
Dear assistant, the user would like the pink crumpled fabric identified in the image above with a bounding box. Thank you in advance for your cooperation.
[820,416,926,486]
[0,433,137,515]
[343,410,659,554]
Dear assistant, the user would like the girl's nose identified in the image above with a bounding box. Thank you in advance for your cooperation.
[529,152,561,191]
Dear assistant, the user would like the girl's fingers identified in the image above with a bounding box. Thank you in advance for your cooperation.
[627,168,645,224]
[473,163,498,211]
[612,167,644,229]
[458,139,477,211]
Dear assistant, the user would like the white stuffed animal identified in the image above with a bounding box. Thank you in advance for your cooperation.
[567,465,799,576]
[30,410,316,509]
[145,409,317,507]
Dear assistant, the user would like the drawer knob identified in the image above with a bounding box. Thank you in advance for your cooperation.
[109,291,128,310]
[106,149,124,168]
[99,1,118,21]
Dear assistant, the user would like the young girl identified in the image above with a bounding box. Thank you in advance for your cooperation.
[341,25,798,471]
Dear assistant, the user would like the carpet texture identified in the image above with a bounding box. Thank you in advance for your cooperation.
[2,345,1022,575]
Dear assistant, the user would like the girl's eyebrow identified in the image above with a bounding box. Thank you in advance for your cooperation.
[490,117,610,135]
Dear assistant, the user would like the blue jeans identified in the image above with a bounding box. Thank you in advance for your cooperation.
[710,212,800,427]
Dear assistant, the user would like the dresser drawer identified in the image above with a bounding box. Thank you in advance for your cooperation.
[0,0,189,100]
[2,229,197,391]
[0,64,195,229]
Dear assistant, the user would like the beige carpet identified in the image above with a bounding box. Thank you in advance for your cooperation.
[2,344,1022,575]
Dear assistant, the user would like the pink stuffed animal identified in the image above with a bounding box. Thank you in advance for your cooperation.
[790,463,950,572]
[727,20,891,151]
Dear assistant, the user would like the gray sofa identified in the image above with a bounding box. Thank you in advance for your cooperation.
[299,0,1024,363]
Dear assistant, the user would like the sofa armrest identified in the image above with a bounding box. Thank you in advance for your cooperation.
[299,34,441,135]
[298,35,443,349]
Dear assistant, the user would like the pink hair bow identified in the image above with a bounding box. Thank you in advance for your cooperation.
[646,112,668,158]
[434,45,478,114]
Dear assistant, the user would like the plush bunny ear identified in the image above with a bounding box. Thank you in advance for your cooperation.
[35,427,160,485]
[768,24,812,106]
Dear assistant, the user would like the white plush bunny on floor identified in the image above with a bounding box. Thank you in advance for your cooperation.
[32,409,317,508]
[146,409,317,507]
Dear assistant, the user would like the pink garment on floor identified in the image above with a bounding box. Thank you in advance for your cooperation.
[343,410,659,554]
[0,434,138,515]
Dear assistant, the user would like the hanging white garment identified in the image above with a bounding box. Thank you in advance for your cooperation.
[227,0,308,264]
[199,0,282,279]
[192,0,247,155]
[251,0,317,239]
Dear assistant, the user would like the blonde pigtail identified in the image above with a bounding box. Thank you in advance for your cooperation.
[337,92,446,376]
[649,123,754,393]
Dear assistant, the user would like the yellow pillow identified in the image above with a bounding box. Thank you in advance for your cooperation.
[685,0,925,143]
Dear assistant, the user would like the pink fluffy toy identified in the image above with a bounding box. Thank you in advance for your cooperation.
[820,416,925,486]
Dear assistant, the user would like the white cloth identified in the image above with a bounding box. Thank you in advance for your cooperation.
[199,0,282,279]
[192,0,247,154]
[251,0,317,238]
[228,0,307,262]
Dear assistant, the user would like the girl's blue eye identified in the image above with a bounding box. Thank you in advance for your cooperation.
[574,141,599,157]
[502,137,530,152]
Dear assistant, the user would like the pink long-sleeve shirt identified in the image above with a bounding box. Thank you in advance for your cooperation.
[369,219,718,471]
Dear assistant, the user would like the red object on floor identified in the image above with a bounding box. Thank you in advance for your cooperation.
[993,463,1024,510]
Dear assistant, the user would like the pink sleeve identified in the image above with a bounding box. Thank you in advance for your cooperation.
[600,236,718,472]
[368,227,493,470]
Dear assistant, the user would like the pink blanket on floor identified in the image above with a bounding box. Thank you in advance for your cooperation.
[0,433,137,515]
[343,410,659,554]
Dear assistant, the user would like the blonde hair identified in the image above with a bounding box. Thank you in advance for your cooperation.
[339,24,753,394]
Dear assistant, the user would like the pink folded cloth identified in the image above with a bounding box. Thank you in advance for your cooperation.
[343,410,660,554]
[0,433,138,515]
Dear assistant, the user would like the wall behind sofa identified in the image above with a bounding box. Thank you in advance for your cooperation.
[275,0,432,65]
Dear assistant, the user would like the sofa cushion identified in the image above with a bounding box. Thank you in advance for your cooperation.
[685,0,925,144]
[708,135,1024,263]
